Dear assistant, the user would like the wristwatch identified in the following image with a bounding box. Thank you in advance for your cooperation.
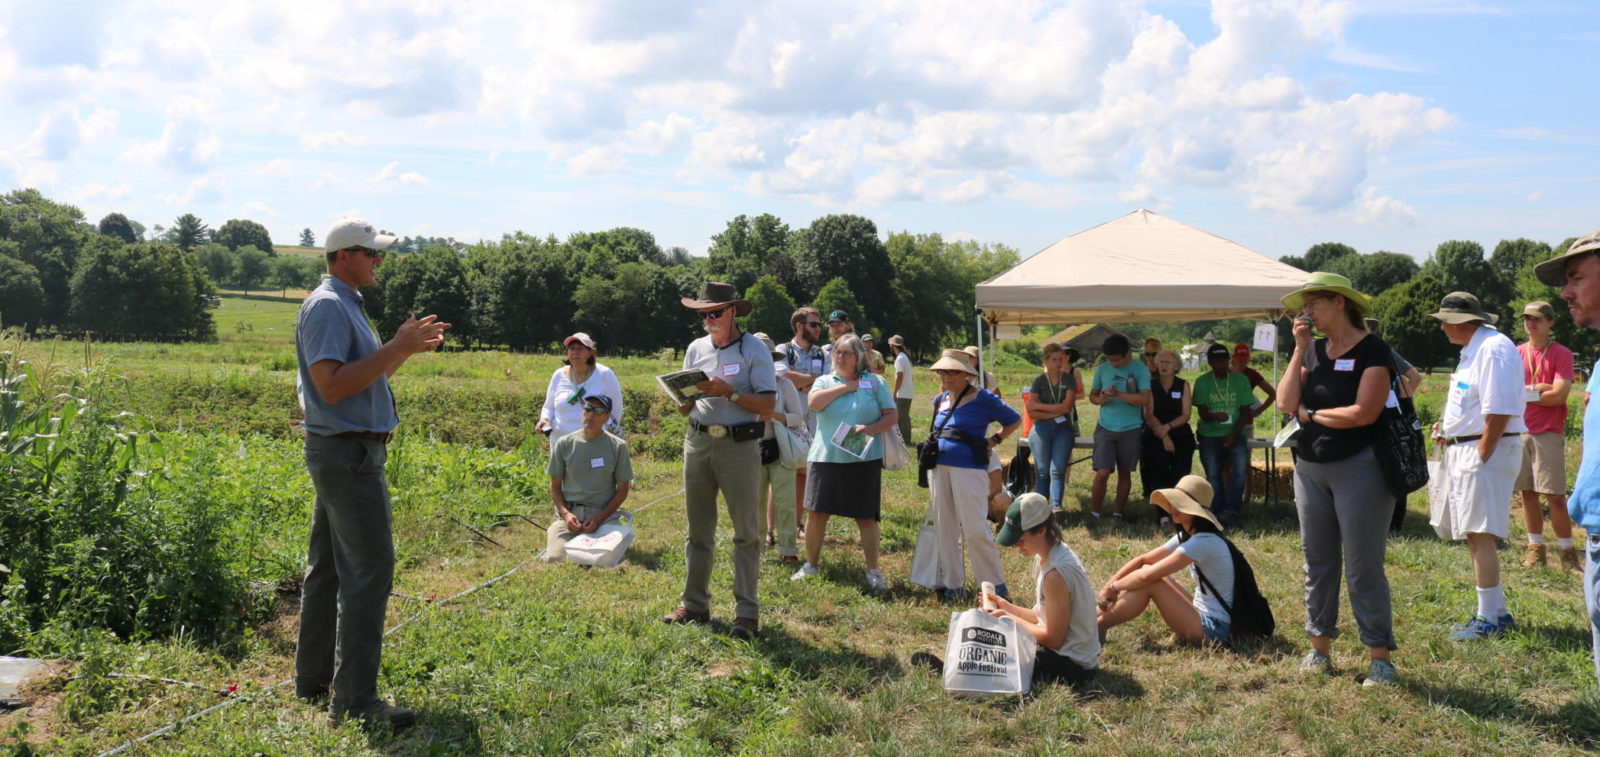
[729,390,742,404]
[990,434,1003,446]
[1307,408,1317,422]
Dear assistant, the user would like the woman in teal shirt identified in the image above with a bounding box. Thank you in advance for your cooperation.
[791,334,899,590]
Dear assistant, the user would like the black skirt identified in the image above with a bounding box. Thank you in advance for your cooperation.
[803,461,883,520]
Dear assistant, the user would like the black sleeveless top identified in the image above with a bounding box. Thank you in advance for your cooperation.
[1149,376,1188,426]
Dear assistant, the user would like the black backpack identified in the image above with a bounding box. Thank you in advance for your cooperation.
[1191,536,1275,641]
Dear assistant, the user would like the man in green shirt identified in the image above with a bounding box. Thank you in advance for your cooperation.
[1193,343,1254,526]
[544,394,633,562]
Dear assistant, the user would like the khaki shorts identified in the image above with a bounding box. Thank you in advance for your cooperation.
[1515,431,1567,495]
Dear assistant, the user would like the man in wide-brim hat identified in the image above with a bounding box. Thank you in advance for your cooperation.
[1532,228,1600,693]
[1427,291,1528,641]
[661,282,776,641]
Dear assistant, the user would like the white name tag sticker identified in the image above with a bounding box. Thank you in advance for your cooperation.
[1333,359,1356,372]
[589,457,605,469]
[858,379,872,389]
[722,363,741,377]
[1171,390,1182,399]
[811,358,823,372]
[1054,415,1069,424]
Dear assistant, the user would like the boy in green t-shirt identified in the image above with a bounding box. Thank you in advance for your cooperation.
[1192,343,1254,526]
[544,394,634,562]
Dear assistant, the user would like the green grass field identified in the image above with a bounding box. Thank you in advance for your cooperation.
[4,320,1599,755]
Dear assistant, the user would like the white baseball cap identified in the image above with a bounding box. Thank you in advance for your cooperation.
[324,218,398,253]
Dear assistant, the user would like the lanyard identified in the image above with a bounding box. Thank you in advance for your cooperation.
[1523,344,1548,383]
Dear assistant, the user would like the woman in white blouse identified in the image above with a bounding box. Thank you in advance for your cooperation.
[537,332,624,439]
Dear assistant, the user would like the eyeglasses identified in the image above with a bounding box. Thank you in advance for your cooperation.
[803,321,822,328]
[582,404,609,415]
[346,247,385,260]
[701,307,730,320]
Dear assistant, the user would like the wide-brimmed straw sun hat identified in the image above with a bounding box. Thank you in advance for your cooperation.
[930,348,978,375]
[1150,475,1222,531]
[1427,291,1497,325]
[680,282,752,317]
[1280,272,1373,318]
[1533,228,1600,287]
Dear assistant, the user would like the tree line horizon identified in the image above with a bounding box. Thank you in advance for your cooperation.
[0,187,1587,369]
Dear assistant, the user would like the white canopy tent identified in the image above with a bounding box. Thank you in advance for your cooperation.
[972,209,1311,461]
[975,209,1309,328]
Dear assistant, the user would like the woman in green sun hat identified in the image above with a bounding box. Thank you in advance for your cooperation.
[1276,271,1399,686]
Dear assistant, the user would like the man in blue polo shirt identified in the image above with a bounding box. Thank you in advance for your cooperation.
[1534,228,1600,691]
[294,217,449,728]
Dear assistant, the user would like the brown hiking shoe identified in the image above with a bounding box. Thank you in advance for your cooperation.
[1560,546,1583,573]
[661,605,711,625]
[730,616,759,641]
[1522,542,1547,568]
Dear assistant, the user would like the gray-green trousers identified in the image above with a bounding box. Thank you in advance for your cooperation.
[296,434,394,714]
[681,430,763,620]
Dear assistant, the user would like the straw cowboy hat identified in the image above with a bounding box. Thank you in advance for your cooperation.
[680,281,752,317]
[1280,271,1373,319]
[1150,475,1223,531]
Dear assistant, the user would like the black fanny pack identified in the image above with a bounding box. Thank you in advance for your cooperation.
[937,428,989,467]
[760,437,780,464]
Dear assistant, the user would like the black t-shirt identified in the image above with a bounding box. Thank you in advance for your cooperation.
[1029,372,1075,421]
[1296,333,1392,464]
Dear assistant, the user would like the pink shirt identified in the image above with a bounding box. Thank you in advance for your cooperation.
[1519,340,1574,435]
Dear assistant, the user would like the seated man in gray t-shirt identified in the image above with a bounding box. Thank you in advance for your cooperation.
[544,394,634,562]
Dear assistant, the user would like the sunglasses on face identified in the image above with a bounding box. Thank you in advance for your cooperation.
[803,321,822,328]
[346,247,385,260]
[582,404,609,415]
[701,307,730,320]
[1143,352,1158,358]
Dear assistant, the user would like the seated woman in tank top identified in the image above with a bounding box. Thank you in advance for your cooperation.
[1096,476,1236,645]
[913,493,1102,686]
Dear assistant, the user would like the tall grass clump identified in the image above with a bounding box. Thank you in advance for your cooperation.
[0,344,259,655]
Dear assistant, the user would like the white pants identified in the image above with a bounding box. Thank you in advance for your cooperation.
[1431,435,1524,540]
[929,464,1006,590]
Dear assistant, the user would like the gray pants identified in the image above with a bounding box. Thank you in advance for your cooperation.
[545,503,621,562]
[296,434,395,713]
[896,397,914,444]
[682,430,763,620]
[1294,445,1396,649]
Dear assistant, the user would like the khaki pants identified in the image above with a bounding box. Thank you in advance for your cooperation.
[761,459,798,557]
[544,503,621,562]
[929,463,1007,590]
[682,430,763,619]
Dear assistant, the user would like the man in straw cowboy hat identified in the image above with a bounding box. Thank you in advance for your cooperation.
[1533,228,1600,691]
[1428,291,1528,641]
[661,282,777,641]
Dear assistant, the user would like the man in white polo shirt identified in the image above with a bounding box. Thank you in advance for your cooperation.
[1428,292,1528,641]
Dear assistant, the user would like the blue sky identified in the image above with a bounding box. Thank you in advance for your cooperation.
[1,0,1597,264]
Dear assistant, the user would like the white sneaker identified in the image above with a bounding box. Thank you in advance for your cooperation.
[791,562,820,581]
[865,569,887,591]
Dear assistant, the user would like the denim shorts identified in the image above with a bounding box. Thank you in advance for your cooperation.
[1201,615,1231,643]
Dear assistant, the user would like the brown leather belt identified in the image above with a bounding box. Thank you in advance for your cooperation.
[1441,432,1520,447]
[335,430,393,444]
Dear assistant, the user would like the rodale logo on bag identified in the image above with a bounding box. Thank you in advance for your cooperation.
[963,627,1006,647]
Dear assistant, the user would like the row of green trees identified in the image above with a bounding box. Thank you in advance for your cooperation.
[370,214,1018,358]
[0,190,216,340]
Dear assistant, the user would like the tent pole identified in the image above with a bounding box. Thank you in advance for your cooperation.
[975,313,984,385]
